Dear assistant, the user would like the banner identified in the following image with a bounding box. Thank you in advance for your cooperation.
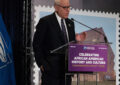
[68,43,107,72]
[0,13,16,85]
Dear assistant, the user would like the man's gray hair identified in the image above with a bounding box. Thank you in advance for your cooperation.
[54,0,61,5]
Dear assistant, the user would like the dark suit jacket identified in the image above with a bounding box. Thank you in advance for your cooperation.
[33,12,75,78]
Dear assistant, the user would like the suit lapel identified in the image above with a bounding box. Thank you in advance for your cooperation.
[51,13,65,43]
[65,19,72,42]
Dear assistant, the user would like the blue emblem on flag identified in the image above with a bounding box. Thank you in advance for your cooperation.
[0,32,12,69]
[0,13,16,85]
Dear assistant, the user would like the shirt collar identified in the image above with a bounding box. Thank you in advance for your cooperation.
[55,12,61,24]
[55,12,66,27]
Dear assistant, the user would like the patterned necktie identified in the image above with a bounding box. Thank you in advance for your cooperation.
[61,19,68,43]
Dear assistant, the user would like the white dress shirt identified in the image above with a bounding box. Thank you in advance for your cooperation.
[55,12,69,42]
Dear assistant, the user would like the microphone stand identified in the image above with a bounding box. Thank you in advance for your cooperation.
[71,18,111,44]
[50,40,76,54]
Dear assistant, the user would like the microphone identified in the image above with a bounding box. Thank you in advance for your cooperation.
[71,18,110,44]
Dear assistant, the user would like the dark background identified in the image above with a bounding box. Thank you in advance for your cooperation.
[0,0,119,85]
[35,0,120,13]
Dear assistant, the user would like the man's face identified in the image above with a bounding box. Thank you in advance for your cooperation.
[55,0,70,19]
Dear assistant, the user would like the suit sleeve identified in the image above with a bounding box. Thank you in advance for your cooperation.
[33,18,50,70]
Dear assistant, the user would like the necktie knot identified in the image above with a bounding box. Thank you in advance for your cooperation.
[61,19,64,23]
[61,19,64,28]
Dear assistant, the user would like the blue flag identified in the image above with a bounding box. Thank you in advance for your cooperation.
[0,13,16,85]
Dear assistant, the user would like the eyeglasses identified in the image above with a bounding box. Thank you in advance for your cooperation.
[57,4,72,10]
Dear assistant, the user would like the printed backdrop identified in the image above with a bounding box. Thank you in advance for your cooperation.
[32,5,119,85]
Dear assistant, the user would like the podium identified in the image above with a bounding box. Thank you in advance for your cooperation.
[69,42,108,85]
[50,41,108,85]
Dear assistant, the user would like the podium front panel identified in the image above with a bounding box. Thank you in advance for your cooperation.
[68,43,107,72]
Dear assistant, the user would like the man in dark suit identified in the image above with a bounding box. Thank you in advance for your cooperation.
[33,0,75,85]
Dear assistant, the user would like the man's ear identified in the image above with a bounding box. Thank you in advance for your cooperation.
[54,5,58,12]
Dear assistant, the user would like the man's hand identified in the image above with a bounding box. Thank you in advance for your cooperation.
[40,65,44,72]
[76,32,86,42]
